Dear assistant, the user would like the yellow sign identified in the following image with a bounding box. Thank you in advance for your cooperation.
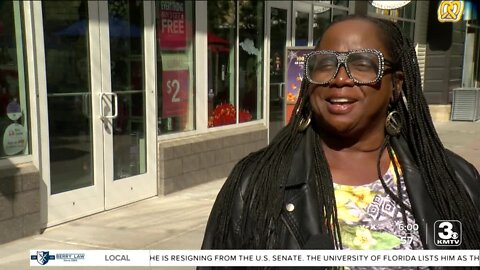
[438,0,464,22]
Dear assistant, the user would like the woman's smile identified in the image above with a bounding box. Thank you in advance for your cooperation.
[324,96,359,114]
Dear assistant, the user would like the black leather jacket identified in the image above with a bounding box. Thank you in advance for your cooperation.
[201,129,480,252]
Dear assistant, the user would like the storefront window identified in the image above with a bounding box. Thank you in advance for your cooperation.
[314,0,349,8]
[460,1,480,87]
[295,11,309,46]
[156,0,195,134]
[207,0,237,127]
[0,1,30,159]
[332,0,349,8]
[239,0,264,121]
[398,20,415,39]
[463,22,480,88]
[313,4,348,46]
[207,0,264,128]
[313,6,329,45]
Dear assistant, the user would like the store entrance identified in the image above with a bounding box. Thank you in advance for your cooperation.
[37,1,156,227]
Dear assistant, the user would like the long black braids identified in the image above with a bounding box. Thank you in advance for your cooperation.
[211,75,343,249]
[361,16,480,249]
[209,76,303,248]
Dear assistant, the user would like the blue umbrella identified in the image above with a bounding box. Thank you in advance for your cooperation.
[54,16,141,37]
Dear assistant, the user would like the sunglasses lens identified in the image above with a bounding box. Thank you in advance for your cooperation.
[347,52,380,83]
[307,53,338,85]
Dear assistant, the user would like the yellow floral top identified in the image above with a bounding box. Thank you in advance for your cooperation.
[334,161,424,252]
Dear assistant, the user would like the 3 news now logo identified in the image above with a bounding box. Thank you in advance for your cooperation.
[434,220,462,246]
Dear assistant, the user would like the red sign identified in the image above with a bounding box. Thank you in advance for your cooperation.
[158,1,186,49]
[162,70,189,117]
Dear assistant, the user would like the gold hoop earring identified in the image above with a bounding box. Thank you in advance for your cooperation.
[385,110,402,136]
[298,110,311,132]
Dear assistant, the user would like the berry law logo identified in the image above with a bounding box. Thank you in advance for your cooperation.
[434,220,462,246]
[31,251,55,265]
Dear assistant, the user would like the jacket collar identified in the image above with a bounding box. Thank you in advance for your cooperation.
[283,127,314,188]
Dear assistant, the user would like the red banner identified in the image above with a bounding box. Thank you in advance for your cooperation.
[162,70,189,117]
[158,1,186,49]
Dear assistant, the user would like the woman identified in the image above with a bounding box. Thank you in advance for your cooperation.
[201,15,480,253]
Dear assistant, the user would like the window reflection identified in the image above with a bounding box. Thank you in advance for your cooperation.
[207,0,237,127]
[239,0,264,122]
[157,0,195,134]
[207,0,264,128]
[108,0,147,180]
[464,22,480,87]
[313,6,330,46]
[295,11,309,46]
[313,4,348,47]
[368,1,417,39]
[42,0,93,194]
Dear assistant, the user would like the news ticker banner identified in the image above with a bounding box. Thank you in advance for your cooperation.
[30,250,480,267]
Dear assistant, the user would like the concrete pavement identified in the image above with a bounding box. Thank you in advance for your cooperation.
[0,178,225,270]
[434,121,480,171]
[0,121,478,270]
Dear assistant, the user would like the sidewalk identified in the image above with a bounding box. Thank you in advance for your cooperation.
[0,121,478,270]
[434,121,480,171]
[0,178,225,270]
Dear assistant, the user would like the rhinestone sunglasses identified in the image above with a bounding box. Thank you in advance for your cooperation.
[305,48,395,85]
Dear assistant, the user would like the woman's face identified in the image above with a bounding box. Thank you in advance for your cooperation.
[309,19,401,138]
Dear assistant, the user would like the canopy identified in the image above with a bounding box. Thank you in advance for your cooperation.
[54,17,141,37]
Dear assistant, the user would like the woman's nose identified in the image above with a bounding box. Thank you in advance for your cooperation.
[330,65,354,86]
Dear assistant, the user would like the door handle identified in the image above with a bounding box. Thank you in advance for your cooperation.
[278,83,285,100]
[99,92,118,120]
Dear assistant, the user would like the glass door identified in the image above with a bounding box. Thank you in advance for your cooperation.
[36,1,156,227]
[102,0,156,210]
[267,1,291,143]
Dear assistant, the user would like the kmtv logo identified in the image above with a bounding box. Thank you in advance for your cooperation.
[434,220,462,246]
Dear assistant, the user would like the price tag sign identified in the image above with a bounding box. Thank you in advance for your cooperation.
[162,70,189,117]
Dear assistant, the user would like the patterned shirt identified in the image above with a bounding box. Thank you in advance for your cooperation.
[334,161,425,270]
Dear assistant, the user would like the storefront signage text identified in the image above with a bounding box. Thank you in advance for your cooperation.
[3,123,26,155]
[158,0,186,49]
[162,70,189,117]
